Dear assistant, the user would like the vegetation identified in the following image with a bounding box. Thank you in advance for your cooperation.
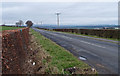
[30,29,90,74]
[45,29,119,42]
[25,20,33,28]
[62,31,119,41]
[15,20,24,26]
[1,26,24,31]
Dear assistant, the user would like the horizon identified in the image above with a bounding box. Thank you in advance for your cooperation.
[1,24,118,26]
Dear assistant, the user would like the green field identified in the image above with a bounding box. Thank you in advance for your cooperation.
[30,29,91,74]
[0,26,24,31]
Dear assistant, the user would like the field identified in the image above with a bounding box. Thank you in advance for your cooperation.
[0,26,24,31]
[30,29,96,74]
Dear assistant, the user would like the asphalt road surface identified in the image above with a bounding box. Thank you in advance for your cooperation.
[33,28,118,74]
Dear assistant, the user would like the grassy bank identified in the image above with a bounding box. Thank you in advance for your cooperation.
[30,29,93,74]
[0,26,24,31]
[45,29,118,41]
[62,31,118,41]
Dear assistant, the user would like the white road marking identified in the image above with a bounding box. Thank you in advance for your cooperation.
[80,40,106,48]
[34,29,106,49]
[47,31,106,49]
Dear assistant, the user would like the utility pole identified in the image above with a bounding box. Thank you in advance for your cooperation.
[55,13,61,26]
[41,21,42,25]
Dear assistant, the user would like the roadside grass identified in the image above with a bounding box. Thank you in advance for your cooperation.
[47,29,119,41]
[65,32,118,41]
[0,26,24,31]
[30,29,90,74]
[70,32,119,41]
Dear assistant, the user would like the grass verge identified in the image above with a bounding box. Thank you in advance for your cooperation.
[1,26,24,31]
[30,29,91,74]
[68,32,118,41]
[48,29,119,41]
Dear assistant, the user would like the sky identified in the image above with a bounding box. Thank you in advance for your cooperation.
[1,1,118,25]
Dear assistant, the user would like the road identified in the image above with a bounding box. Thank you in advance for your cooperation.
[33,28,118,74]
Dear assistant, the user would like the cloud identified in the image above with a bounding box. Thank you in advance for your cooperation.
[1,2,118,25]
[1,0,119,2]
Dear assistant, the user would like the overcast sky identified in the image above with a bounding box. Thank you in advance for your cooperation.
[1,2,118,25]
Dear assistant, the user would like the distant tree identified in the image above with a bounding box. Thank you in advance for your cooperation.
[1,24,6,26]
[25,20,33,28]
[19,20,24,26]
[15,20,24,27]
[16,21,19,27]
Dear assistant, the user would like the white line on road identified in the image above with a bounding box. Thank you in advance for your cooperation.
[80,40,106,48]
[46,31,106,49]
